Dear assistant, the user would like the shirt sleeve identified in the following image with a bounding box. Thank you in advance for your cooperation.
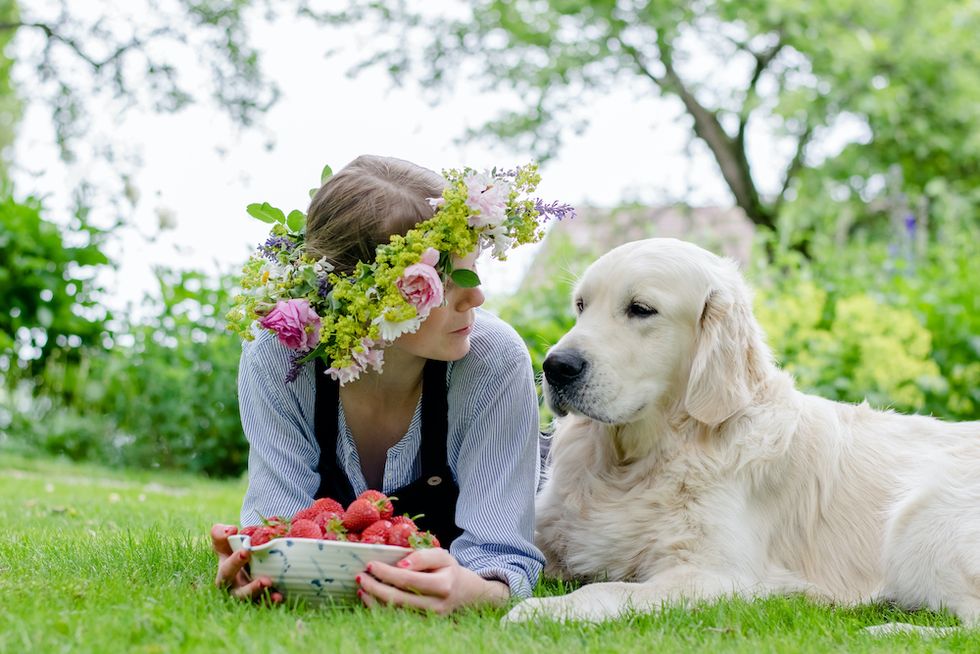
[238,332,320,526]
[449,345,546,598]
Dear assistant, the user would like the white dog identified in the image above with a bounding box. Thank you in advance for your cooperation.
[505,238,980,628]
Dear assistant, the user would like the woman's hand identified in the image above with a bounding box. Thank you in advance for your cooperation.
[356,548,510,614]
[210,523,282,603]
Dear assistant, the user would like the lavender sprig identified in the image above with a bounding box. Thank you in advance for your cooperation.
[258,235,296,261]
[534,198,576,221]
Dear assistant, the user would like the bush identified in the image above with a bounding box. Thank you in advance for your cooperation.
[4,268,247,477]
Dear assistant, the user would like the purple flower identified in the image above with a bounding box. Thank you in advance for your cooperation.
[534,199,576,221]
[258,235,296,261]
[904,214,917,237]
[284,352,306,383]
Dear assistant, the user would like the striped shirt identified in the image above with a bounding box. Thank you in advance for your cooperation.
[238,308,545,597]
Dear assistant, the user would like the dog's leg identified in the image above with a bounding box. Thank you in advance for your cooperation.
[502,567,772,624]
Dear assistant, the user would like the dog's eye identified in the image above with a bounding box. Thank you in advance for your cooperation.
[627,302,658,318]
[575,299,584,314]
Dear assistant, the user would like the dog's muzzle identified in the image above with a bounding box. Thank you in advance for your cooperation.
[542,350,589,392]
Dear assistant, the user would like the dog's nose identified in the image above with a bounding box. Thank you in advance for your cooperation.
[543,350,588,387]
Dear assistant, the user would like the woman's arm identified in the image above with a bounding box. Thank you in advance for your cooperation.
[212,333,319,598]
[237,332,321,525]
[448,345,545,599]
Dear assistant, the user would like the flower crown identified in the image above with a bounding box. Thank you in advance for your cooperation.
[227,163,575,384]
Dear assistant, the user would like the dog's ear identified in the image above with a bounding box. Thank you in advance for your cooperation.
[684,283,766,426]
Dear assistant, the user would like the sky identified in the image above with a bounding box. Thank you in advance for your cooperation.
[9,4,752,315]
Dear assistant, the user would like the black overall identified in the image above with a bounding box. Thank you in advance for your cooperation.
[313,358,463,547]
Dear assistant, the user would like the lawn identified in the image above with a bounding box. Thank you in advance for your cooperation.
[1,452,976,653]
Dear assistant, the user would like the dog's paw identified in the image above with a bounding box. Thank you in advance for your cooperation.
[501,597,580,624]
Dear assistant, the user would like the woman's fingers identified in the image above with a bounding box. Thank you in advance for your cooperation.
[216,548,251,589]
[391,547,454,572]
[356,570,447,613]
[362,560,452,598]
[210,523,238,557]
[230,576,274,602]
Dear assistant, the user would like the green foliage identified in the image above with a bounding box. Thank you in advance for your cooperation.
[500,210,979,425]
[0,186,110,379]
[317,0,980,237]
[5,268,246,477]
[756,203,980,420]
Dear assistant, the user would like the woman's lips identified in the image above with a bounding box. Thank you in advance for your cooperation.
[451,324,472,335]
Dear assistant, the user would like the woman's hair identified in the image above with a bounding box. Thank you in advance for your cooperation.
[305,155,446,274]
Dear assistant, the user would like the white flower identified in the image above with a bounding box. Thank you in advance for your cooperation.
[313,257,335,276]
[480,225,516,259]
[373,314,422,342]
[352,338,385,373]
[325,363,363,385]
[260,260,289,280]
[464,172,510,228]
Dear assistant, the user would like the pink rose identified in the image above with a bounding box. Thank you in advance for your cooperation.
[258,298,321,351]
[396,258,444,317]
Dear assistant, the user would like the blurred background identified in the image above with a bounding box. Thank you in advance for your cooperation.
[1,0,977,477]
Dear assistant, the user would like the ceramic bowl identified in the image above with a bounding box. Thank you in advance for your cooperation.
[228,534,411,604]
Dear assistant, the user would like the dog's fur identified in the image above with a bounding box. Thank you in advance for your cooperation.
[504,238,980,626]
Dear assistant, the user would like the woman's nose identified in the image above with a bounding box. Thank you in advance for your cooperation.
[455,285,485,311]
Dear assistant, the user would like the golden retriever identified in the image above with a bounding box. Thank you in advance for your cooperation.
[504,238,980,629]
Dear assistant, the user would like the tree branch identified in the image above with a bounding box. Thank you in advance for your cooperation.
[0,21,169,72]
[625,33,774,230]
[774,124,814,212]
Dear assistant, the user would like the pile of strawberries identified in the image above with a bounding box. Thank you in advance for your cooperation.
[238,490,440,549]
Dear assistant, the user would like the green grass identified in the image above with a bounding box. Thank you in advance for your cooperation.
[1,453,977,653]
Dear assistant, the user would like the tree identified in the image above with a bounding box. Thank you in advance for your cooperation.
[0,0,280,164]
[307,0,980,242]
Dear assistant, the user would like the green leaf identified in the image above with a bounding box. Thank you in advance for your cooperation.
[246,202,286,224]
[451,269,481,288]
[297,343,326,365]
[309,187,319,199]
[320,164,333,184]
[286,210,306,233]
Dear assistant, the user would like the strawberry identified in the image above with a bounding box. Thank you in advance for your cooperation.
[386,522,418,547]
[343,498,381,532]
[408,531,441,549]
[239,525,260,538]
[390,515,420,529]
[344,531,360,543]
[356,490,396,520]
[249,526,279,547]
[287,518,323,539]
[293,497,345,523]
[361,519,393,544]
[313,512,346,539]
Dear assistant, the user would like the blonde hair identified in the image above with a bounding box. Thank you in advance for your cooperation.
[305,155,445,275]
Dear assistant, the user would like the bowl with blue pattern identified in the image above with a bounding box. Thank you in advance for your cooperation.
[228,534,411,604]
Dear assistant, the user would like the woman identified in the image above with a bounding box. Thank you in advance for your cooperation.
[211,155,546,613]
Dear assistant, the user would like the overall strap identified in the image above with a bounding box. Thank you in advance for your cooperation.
[313,358,355,503]
[418,359,449,477]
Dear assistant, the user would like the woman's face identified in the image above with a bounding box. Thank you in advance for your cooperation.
[392,250,485,362]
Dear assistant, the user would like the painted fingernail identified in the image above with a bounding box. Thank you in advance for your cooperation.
[365,564,372,573]
[355,575,362,584]
[224,526,235,534]
[239,550,249,560]
[397,559,410,568]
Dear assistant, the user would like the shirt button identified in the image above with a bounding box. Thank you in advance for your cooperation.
[426,475,442,486]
